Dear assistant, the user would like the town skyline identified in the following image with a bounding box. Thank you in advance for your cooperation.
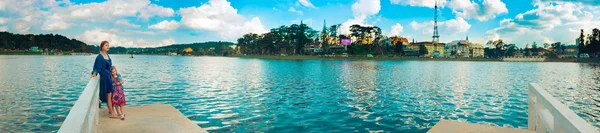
[1,0,599,48]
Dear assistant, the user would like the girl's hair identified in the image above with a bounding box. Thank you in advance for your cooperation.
[111,66,117,81]
[100,41,109,51]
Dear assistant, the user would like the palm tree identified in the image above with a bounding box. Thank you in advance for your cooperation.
[486,39,505,58]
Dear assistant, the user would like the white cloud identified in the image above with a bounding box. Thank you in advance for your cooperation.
[449,0,508,21]
[0,26,7,31]
[132,30,156,35]
[78,28,135,47]
[41,20,72,31]
[486,1,596,45]
[340,0,381,34]
[389,23,403,36]
[288,7,303,15]
[14,21,31,33]
[62,0,173,22]
[138,4,175,20]
[68,0,149,20]
[390,0,447,8]
[410,17,471,35]
[149,20,179,30]
[115,19,141,28]
[77,28,170,47]
[298,0,317,8]
[179,0,267,40]
[0,17,8,24]
[157,38,176,47]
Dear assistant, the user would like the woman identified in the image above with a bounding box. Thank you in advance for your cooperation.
[91,41,119,119]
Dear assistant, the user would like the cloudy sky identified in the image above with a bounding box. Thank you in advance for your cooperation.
[0,0,598,47]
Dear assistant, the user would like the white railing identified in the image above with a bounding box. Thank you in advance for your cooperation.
[58,76,100,133]
[528,83,600,133]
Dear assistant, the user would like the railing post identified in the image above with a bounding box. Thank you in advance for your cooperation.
[528,84,536,131]
[528,83,600,133]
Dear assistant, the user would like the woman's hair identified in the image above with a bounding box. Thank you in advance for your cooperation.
[100,41,109,51]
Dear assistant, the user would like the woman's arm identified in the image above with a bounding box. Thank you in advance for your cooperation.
[91,55,103,78]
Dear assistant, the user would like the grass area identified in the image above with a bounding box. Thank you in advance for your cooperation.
[0,51,43,55]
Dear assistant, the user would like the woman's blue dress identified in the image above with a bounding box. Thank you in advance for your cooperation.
[92,54,113,103]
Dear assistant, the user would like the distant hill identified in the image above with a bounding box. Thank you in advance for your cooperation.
[89,41,235,55]
[158,41,235,49]
[0,31,234,55]
[0,32,90,52]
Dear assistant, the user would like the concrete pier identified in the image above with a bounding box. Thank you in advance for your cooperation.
[96,104,207,133]
[428,120,533,133]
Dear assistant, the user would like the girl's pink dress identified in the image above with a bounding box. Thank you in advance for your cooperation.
[112,76,126,106]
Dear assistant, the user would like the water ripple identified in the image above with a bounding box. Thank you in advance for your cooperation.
[0,56,600,132]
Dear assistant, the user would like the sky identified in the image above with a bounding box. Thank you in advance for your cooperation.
[1,0,599,48]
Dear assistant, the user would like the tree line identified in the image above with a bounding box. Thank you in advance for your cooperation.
[485,39,572,58]
[578,29,600,57]
[237,23,409,56]
[90,41,235,56]
[0,32,90,52]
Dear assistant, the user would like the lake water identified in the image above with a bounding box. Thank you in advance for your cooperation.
[0,55,599,133]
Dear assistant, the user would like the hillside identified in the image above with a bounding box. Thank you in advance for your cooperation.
[0,32,90,52]
[89,41,235,55]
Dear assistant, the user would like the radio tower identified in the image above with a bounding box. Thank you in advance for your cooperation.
[432,0,440,43]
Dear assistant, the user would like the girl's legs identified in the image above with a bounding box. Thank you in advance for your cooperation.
[107,93,119,118]
[119,104,125,116]
[119,104,125,120]
[114,105,121,115]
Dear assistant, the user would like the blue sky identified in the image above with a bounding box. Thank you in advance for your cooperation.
[1,0,599,47]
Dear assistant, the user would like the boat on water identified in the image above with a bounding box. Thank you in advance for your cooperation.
[130,54,134,58]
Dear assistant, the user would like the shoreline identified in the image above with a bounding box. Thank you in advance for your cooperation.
[2,53,599,64]
[231,55,600,63]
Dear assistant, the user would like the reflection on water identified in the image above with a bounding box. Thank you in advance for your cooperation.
[0,55,599,132]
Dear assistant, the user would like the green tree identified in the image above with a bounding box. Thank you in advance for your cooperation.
[579,29,586,57]
[531,43,538,56]
[503,44,518,56]
[419,44,428,56]
[551,42,564,54]
[486,39,505,58]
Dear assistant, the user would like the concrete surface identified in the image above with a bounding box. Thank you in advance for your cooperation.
[97,104,207,133]
[427,120,534,133]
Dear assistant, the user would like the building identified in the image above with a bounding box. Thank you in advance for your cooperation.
[536,47,549,56]
[561,45,578,58]
[445,36,483,57]
[409,42,445,57]
[29,46,39,52]
[471,43,484,57]
[183,48,193,53]
[304,42,321,53]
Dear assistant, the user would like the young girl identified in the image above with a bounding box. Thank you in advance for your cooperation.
[111,66,126,120]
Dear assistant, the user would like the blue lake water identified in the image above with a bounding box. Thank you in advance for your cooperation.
[0,55,599,133]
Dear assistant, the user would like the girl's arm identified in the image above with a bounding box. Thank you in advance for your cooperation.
[118,74,124,85]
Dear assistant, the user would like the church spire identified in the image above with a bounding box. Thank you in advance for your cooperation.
[323,19,327,31]
[466,35,469,41]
